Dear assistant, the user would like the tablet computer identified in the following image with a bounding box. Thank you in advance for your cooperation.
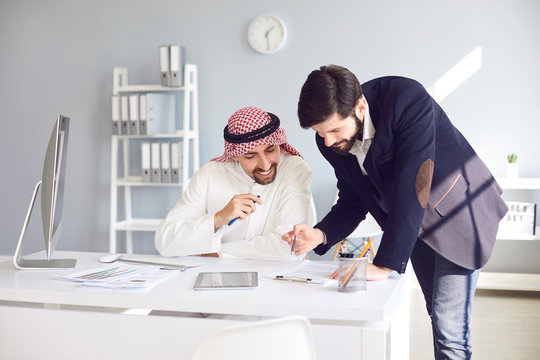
[193,271,258,290]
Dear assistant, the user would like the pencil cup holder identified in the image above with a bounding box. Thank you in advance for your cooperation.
[337,254,367,292]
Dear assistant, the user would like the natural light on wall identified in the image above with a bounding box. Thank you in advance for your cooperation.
[427,46,482,103]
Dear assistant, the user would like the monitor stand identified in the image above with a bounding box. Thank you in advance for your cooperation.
[13,181,77,270]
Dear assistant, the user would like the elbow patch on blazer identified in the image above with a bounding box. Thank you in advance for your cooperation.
[415,159,434,208]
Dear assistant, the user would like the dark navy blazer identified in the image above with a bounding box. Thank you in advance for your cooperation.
[313,76,508,273]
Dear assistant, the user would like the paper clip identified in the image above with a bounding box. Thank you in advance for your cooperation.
[275,275,312,283]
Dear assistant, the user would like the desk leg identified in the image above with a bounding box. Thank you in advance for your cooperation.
[389,289,410,360]
[362,324,386,359]
[312,322,362,359]
[361,289,409,360]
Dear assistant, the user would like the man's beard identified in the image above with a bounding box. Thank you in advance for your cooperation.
[330,115,363,156]
[252,162,278,185]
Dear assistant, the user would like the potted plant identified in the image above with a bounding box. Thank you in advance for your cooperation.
[507,153,518,178]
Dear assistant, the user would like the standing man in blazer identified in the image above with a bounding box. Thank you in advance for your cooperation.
[283,65,508,359]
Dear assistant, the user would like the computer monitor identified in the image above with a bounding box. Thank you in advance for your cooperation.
[13,115,77,270]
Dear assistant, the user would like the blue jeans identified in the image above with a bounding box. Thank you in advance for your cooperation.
[410,239,480,360]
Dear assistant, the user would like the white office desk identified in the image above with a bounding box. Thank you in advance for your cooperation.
[0,251,408,360]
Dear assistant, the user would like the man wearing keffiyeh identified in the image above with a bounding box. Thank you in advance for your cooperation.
[155,107,315,260]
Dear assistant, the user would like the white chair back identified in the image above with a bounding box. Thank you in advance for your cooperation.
[348,211,382,238]
[189,316,317,360]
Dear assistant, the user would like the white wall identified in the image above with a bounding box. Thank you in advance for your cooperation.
[1,0,539,267]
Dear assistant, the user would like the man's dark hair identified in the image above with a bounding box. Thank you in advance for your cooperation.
[297,64,363,129]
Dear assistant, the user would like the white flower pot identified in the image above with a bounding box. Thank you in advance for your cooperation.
[506,163,518,178]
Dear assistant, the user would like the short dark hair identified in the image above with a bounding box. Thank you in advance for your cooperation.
[297,64,363,128]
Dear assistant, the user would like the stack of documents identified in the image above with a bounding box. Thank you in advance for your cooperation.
[57,263,180,289]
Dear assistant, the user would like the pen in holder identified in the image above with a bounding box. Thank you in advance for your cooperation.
[337,252,367,292]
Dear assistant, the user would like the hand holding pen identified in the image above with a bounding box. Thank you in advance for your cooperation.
[290,235,297,255]
[213,194,262,228]
[228,194,261,226]
[282,224,326,256]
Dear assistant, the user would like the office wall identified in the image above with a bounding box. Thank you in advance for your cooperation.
[1,0,539,268]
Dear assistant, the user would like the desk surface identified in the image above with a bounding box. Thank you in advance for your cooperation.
[0,251,407,323]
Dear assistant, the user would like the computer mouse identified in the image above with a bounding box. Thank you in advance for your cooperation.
[99,254,122,263]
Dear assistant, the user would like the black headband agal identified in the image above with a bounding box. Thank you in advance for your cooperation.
[223,112,280,144]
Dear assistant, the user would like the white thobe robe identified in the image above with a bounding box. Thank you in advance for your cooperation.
[154,153,314,260]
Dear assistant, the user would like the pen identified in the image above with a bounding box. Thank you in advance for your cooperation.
[275,275,311,283]
[228,195,261,226]
[290,235,297,255]
[341,260,360,287]
[359,238,372,258]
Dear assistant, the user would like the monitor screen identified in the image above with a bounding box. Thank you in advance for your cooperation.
[13,115,76,269]
[42,115,69,258]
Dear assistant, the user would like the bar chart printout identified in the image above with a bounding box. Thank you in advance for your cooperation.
[57,264,162,283]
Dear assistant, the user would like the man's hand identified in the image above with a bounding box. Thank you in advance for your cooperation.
[282,224,325,255]
[214,194,262,228]
[366,264,393,280]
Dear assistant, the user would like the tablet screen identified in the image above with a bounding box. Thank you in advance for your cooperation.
[193,271,258,290]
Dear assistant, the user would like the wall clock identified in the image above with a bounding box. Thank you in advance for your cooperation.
[247,15,287,54]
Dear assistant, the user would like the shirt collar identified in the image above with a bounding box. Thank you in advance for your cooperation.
[362,96,375,141]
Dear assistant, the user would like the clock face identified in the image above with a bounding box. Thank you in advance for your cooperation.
[247,15,287,54]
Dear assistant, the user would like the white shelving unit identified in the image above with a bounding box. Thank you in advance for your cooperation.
[109,64,199,253]
[477,177,540,291]
[497,177,540,190]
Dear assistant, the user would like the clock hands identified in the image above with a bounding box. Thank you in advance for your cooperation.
[265,26,275,37]
[265,26,275,51]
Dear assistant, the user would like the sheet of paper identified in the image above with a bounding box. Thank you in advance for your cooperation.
[268,261,338,285]
[82,268,180,289]
[57,263,162,283]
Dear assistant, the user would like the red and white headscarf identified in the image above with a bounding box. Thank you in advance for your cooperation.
[212,107,302,162]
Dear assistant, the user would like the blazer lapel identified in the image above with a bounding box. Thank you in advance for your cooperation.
[362,90,391,213]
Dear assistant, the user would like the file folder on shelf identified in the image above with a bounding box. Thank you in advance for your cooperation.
[161,142,172,183]
[169,45,185,87]
[111,95,120,134]
[129,94,139,135]
[171,142,180,183]
[141,142,151,182]
[159,45,170,87]
[139,94,147,135]
[146,93,176,135]
[120,95,129,135]
[151,142,162,182]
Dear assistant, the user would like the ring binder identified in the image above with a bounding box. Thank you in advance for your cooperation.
[159,45,170,86]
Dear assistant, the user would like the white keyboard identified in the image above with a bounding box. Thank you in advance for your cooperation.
[119,254,205,269]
